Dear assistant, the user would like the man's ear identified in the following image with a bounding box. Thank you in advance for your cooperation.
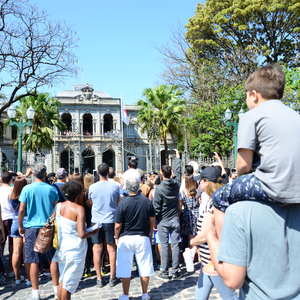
[252,90,260,104]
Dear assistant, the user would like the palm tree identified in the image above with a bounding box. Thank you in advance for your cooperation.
[15,93,66,153]
[137,85,186,157]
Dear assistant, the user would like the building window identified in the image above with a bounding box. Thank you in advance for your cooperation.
[126,124,136,137]
[83,113,93,136]
[61,113,72,135]
[103,114,113,133]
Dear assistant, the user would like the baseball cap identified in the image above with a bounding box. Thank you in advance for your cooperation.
[56,168,68,179]
[200,166,221,183]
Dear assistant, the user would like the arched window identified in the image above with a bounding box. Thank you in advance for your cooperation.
[103,114,113,133]
[102,149,115,169]
[83,113,93,136]
[61,113,72,135]
[82,147,95,173]
[60,148,74,174]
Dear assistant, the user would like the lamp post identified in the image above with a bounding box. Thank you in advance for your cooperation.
[7,106,35,172]
[224,108,243,167]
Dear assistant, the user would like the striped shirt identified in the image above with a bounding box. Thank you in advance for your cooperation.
[196,192,213,266]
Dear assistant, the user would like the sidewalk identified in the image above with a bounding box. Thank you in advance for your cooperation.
[0,270,221,299]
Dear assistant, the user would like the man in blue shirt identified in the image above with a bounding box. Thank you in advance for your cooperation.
[19,164,58,300]
[89,163,120,288]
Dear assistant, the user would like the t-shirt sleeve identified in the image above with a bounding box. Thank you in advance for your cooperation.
[19,188,27,203]
[237,112,257,151]
[115,201,124,224]
[217,206,247,267]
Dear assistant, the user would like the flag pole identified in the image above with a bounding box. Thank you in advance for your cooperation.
[120,96,125,172]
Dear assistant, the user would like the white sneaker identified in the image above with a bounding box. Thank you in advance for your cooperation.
[118,295,129,300]
[31,290,40,300]
[142,293,151,300]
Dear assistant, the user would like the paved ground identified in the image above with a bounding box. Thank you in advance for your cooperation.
[0,268,221,300]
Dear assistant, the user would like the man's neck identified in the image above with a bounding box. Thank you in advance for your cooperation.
[57,179,65,183]
[34,178,43,183]
[100,176,108,182]
[163,176,171,181]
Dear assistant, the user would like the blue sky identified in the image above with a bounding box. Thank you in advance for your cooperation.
[32,0,200,104]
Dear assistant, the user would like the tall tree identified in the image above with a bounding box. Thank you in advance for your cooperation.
[186,0,300,80]
[14,93,65,153]
[0,0,77,116]
[137,85,186,154]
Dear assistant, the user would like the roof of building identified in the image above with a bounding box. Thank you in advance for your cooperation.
[56,84,111,98]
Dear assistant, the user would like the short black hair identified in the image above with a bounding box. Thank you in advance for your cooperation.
[97,163,109,177]
[128,158,138,169]
[62,181,83,202]
[184,165,194,176]
[161,165,172,178]
[1,171,12,184]
[108,167,115,179]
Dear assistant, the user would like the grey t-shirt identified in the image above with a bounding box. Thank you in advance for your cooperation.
[89,180,120,224]
[218,201,300,300]
[238,100,300,203]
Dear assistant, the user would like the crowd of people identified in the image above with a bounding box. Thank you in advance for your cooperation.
[0,63,300,300]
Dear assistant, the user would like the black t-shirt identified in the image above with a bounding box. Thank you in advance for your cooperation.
[115,192,155,237]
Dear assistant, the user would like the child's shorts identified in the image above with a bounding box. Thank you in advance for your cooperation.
[212,174,270,212]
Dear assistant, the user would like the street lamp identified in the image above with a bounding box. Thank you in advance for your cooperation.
[7,106,35,172]
[224,107,244,167]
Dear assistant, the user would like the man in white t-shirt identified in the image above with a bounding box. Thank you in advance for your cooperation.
[0,172,14,273]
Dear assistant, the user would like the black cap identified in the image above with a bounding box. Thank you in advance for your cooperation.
[200,167,221,183]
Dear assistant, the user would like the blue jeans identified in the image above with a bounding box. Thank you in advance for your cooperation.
[157,217,181,274]
[195,271,238,300]
[212,174,270,212]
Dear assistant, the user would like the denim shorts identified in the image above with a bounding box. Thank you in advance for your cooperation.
[10,217,21,238]
[24,228,40,264]
[212,174,270,212]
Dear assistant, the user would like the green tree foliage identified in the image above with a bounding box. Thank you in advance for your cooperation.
[15,94,65,153]
[186,0,300,80]
[188,84,246,158]
[137,85,186,153]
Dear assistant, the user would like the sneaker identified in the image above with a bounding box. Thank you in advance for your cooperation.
[25,279,32,287]
[82,271,92,279]
[118,295,129,300]
[15,279,21,286]
[141,293,151,300]
[158,272,170,280]
[109,277,119,287]
[31,290,40,300]
[171,270,183,280]
[96,278,105,288]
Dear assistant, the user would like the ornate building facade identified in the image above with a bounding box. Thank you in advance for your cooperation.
[0,84,174,173]
[46,84,162,173]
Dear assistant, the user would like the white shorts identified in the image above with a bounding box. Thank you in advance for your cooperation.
[116,235,154,278]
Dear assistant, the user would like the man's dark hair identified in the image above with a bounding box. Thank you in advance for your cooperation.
[128,157,138,169]
[184,165,194,176]
[161,165,172,179]
[97,163,109,177]
[245,64,285,99]
[1,171,12,184]
[108,167,115,179]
